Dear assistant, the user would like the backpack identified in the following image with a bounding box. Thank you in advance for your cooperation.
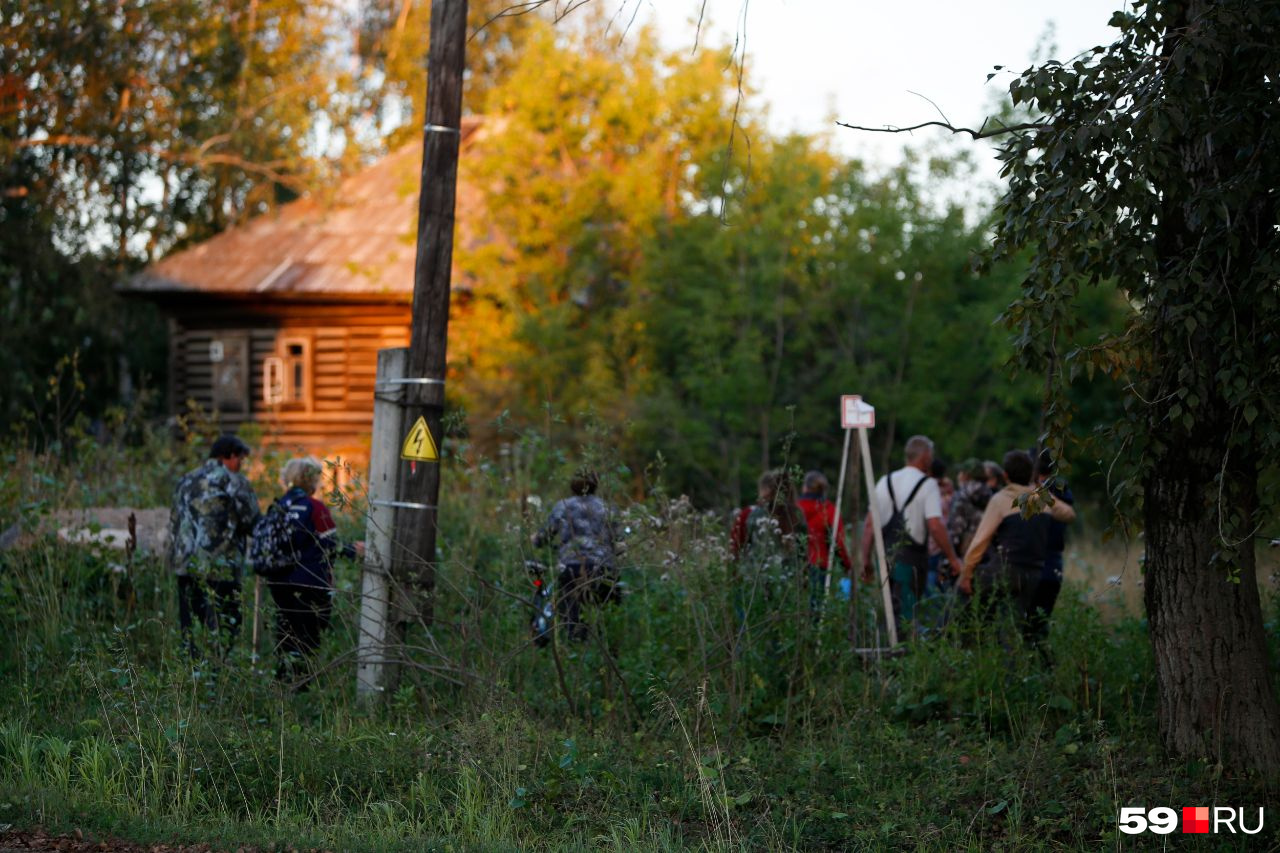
[249,499,297,579]
[881,474,928,565]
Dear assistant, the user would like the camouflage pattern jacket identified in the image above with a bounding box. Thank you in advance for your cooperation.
[948,480,992,557]
[534,495,619,570]
[167,459,261,580]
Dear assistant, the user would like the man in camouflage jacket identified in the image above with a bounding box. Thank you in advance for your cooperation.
[167,435,260,657]
[533,469,620,641]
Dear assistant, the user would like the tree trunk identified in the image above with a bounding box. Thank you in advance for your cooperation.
[1140,0,1280,775]
[1143,430,1280,772]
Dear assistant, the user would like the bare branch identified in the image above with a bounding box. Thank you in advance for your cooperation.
[15,135,308,191]
[693,0,710,55]
[621,0,644,46]
[906,90,952,127]
[718,0,753,223]
[835,117,1049,140]
[470,1,554,41]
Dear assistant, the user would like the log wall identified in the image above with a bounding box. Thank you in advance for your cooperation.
[167,300,412,465]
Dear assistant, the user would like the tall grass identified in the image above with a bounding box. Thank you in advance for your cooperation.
[1,425,1277,849]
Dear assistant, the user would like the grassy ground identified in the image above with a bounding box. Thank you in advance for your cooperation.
[1,430,1277,850]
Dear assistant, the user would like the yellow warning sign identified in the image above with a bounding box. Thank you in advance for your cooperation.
[401,416,439,462]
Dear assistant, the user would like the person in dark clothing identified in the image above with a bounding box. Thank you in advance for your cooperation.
[1029,449,1074,640]
[533,469,621,642]
[269,457,362,687]
[925,459,955,596]
[958,450,1076,642]
[167,435,260,659]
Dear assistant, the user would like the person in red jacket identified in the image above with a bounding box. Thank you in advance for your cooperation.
[796,470,853,611]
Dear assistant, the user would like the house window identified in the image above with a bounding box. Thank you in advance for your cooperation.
[263,335,311,411]
[209,333,249,413]
[284,339,308,405]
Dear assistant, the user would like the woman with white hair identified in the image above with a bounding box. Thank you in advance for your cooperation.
[269,456,363,687]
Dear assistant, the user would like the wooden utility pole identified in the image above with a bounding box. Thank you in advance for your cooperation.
[390,0,469,628]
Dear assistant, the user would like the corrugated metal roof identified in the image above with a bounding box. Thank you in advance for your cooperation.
[124,117,486,300]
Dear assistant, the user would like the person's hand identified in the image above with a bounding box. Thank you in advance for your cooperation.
[957,575,973,597]
[948,555,963,578]
[354,541,366,558]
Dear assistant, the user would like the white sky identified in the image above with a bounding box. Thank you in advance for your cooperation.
[634,0,1125,172]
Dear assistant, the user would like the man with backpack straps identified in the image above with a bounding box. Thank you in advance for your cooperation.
[860,435,963,629]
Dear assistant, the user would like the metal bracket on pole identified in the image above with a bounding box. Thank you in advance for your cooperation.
[373,378,448,405]
[374,377,446,391]
[370,499,438,511]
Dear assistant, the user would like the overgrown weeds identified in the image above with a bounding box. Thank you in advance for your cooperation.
[1,428,1276,850]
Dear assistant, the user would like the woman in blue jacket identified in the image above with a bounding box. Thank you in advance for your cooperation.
[270,457,363,687]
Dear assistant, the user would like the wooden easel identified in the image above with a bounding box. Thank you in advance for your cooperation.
[828,395,899,653]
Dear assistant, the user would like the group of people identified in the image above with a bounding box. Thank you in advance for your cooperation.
[167,436,361,685]
[731,434,1076,644]
[166,430,1074,686]
[729,468,854,612]
[167,434,627,679]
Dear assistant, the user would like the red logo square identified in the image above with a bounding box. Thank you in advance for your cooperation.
[1183,806,1210,833]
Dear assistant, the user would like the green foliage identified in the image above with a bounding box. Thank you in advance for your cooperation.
[628,149,1050,505]
[0,201,168,435]
[991,0,1280,530]
[454,22,1114,505]
[978,0,1280,774]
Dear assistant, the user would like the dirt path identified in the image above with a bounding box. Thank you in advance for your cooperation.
[2,508,170,557]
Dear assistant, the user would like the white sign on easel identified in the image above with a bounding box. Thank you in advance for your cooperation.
[842,394,876,429]
[827,395,898,649]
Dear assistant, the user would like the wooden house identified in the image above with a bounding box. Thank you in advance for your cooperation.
[123,118,485,467]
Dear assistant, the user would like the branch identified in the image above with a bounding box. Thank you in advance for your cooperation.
[907,89,951,127]
[835,118,1049,140]
[692,0,710,54]
[14,135,307,191]
[472,0,592,37]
